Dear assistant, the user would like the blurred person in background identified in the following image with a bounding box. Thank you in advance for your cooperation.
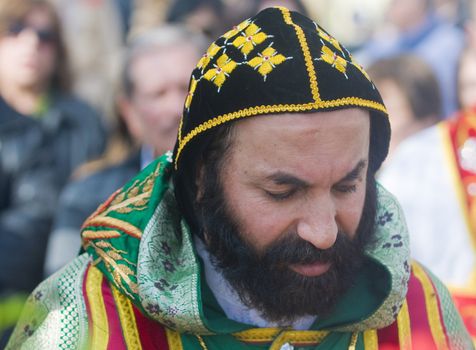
[44,25,206,277]
[434,0,470,26]
[129,0,171,38]
[51,0,127,125]
[166,0,225,39]
[0,0,105,345]
[356,0,465,117]
[367,54,442,161]
[379,46,476,345]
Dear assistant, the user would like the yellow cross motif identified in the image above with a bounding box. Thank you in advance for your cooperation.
[319,45,347,75]
[203,54,237,91]
[222,19,251,40]
[184,77,198,110]
[197,43,221,72]
[316,25,342,52]
[248,47,288,81]
[232,23,268,56]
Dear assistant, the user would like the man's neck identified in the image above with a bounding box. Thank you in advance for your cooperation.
[194,236,317,330]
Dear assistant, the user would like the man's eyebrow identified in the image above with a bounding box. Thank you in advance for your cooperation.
[265,172,309,188]
[337,159,367,183]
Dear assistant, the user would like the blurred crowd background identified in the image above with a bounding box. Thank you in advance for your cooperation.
[1,0,476,347]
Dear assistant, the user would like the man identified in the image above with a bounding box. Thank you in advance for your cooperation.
[7,7,472,349]
[44,25,206,276]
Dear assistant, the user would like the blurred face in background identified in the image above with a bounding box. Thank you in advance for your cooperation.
[386,0,428,31]
[375,79,414,157]
[458,49,476,110]
[121,43,200,156]
[0,5,57,92]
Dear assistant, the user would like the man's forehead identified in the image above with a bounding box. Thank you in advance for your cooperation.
[225,109,370,183]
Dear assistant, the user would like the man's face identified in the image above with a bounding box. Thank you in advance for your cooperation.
[222,109,370,255]
[196,109,376,323]
[123,44,199,156]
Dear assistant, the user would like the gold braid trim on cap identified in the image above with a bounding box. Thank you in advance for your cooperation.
[279,6,320,102]
[174,96,387,169]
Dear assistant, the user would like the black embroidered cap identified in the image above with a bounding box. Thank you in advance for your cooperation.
[172,6,390,228]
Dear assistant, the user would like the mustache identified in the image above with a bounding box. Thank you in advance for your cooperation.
[258,231,352,268]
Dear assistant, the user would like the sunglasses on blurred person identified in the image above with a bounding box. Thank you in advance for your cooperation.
[7,21,57,44]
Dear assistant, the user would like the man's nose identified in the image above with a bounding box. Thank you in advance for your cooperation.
[296,197,338,250]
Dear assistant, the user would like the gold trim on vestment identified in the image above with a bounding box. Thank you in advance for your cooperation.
[363,329,378,349]
[86,266,109,350]
[438,123,476,255]
[413,262,449,350]
[111,284,142,349]
[166,328,184,350]
[397,300,412,350]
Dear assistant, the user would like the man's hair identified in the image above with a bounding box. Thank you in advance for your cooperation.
[0,0,71,92]
[367,54,442,121]
[121,25,208,98]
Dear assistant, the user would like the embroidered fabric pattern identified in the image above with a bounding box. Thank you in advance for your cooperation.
[5,254,90,350]
[82,159,165,300]
[429,266,476,349]
[58,256,90,350]
[338,184,411,332]
[137,189,210,334]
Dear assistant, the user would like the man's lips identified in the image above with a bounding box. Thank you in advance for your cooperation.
[289,261,331,277]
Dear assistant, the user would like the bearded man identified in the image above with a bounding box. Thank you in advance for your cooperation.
[7,7,473,350]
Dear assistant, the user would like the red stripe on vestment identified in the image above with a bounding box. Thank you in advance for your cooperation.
[376,316,400,349]
[406,270,438,349]
[101,280,127,350]
[133,304,170,349]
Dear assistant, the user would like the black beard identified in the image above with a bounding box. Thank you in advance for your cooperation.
[195,176,377,325]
